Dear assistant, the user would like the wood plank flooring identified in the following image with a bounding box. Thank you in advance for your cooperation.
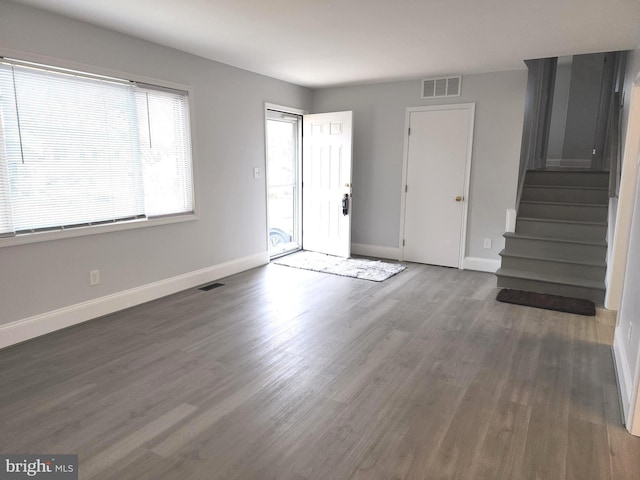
[1,262,639,479]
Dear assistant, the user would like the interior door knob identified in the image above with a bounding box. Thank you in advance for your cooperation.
[455,196,463,202]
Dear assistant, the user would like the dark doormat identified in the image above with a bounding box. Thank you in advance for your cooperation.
[496,288,596,316]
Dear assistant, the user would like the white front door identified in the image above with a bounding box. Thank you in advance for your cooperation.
[402,104,475,268]
[302,111,353,258]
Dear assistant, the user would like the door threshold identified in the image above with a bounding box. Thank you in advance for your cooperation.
[270,247,302,261]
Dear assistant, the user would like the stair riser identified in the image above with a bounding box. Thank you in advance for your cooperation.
[516,219,607,241]
[504,237,606,263]
[525,171,609,187]
[519,203,608,222]
[500,256,605,282]
[521,187,608,204]
[496,276,605,305]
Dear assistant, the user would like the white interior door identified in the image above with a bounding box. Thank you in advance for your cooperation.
[302,111,353,258]
[402,104,474,268]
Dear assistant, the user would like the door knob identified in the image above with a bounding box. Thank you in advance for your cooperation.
[455,196,463,202]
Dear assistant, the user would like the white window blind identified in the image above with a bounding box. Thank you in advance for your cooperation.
[0,58,194,238]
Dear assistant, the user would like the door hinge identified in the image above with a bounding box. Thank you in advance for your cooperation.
[405,185,408,193]
[408,127,411,136]
[402,239,405,246]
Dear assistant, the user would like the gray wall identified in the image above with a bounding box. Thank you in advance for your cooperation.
[618,44,640,382]
[622,48,640,146]
[547,63,572,160]
[0,1,312,324]
[562,53,605,161]
[311,71,527,260]
[610,48,640,262]
[620,159,640,384]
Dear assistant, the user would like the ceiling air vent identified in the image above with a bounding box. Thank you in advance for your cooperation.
[421,75,462,98]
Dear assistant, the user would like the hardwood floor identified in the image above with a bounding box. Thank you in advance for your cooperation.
[1,262,639,479]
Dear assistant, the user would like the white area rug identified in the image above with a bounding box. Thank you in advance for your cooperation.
[273,251,406,282]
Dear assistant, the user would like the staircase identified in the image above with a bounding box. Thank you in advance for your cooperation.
[496,170,608,305]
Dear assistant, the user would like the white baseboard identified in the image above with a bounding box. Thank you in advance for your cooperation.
[614,327,633,423]
[0,252,269,350]
[505,209,517,233]
[351,243,400,260]
[463,256,500,273]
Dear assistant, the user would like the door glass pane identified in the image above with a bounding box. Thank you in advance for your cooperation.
[267,112,300,257]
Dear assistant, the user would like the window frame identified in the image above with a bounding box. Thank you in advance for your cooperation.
[0,49,198,248]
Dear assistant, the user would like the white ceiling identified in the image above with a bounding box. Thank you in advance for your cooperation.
[11,0,640,88]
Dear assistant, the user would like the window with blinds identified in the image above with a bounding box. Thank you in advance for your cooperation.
[0,58,194,240]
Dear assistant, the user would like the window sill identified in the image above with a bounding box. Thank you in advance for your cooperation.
[0,213,198,248]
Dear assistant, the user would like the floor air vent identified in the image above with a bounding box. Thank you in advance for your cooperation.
[199,282,224,292]
[421,76,462,98]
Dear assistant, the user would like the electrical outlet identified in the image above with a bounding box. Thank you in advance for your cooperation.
[253,167,262,178]
[89,269,100,286]
[483,238,492,249]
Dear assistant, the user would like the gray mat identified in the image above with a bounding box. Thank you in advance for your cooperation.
[273,251,406,282]
[496,288,596,316]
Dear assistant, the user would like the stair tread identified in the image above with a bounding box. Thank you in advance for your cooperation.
[496,268,605,290]
[498,249,606,267]
[504,232,607,247]
[526,169,608,174]
[520,200,608,207]
[517,217,607,226]
[523,184,609,191]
